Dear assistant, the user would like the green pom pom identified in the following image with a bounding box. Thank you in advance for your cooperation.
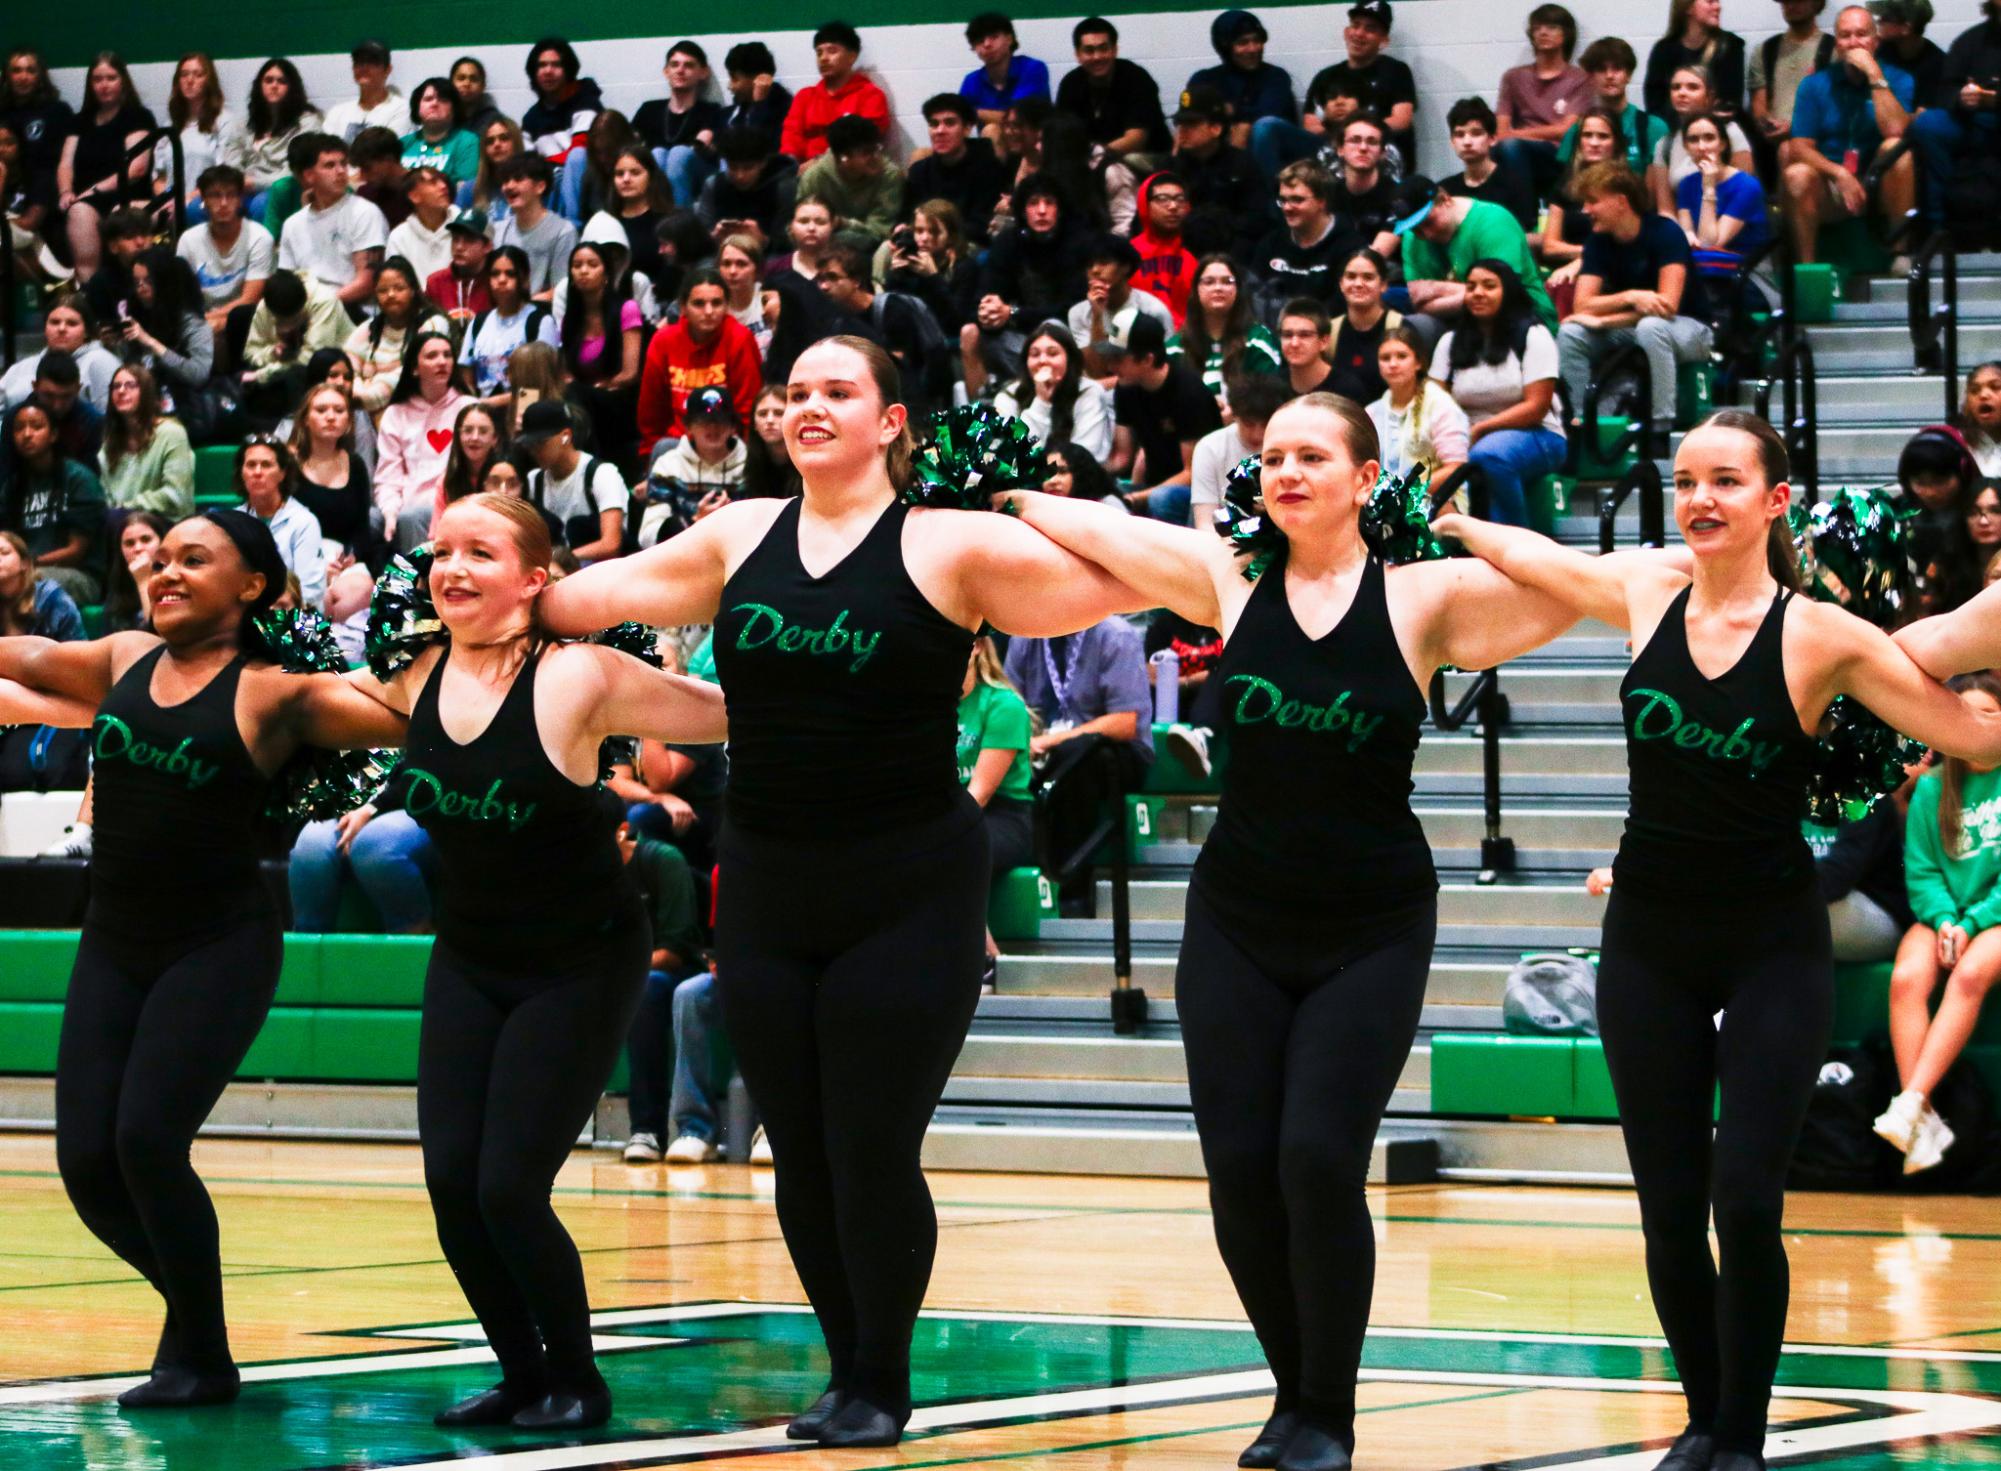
[1213,455,1284,582]
[1359,465,1445,565]
[583,621,664,668]
[1799,486,1915,628]
[1806,696,1925,825]
[907,403,1045,510]
[245,606,395,822]
[365,546,445,680]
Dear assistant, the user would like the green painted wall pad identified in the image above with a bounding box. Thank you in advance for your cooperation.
[193,445,237,499]
[16,0,1333,69]
[0,1003,63,1073]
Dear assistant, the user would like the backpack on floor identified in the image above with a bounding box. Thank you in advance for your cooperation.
[1502,952,1599,1037]
[1788,1043,1902,1192]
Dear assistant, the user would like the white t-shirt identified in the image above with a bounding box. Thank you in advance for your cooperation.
[1652,120,1754,193]
[992,379,1114,461]
[458,302,560,395]
[1189,423,1259,513]
[1430,324,1564,436]
[323,91,408,145]
[529,454,631,553]
[278,193,390,290]
[1369,387,1472,481]
[1064,289,1173,352]
[176,220,276,311]
[154,111,245,189]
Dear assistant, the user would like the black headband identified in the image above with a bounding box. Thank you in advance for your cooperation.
[200,509,288,619]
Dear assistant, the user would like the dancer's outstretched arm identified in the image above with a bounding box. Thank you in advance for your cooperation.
[1432,513,1687,633]
[1003,491,1230,630]
[1896,581,2001,680]
[561,644,730,747]
[1803,600,2001,764]
[1393,557,1583,675]
[0,631,157,708]
[0,674,97,728]
[929,508,1154,638]
[538,500,750,636]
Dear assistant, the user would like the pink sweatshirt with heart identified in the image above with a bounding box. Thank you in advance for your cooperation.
[375,386,473,525]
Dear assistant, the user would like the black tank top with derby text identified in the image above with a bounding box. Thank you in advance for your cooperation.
[713,497,975,836]
[399,643,634,968]
[88,645,275,942]
[1614,586,1818,896]
[1196,553,1435,913]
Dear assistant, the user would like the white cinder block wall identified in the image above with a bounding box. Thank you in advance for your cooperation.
[53,0,1990,174]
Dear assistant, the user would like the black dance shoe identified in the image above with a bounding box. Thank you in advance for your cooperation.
[511,1385,612,1429]
[1651,1428,1717,1470]
[1275,1419,1353,1471]
[1239,1409,1302,1468]
[117,1365,241,1409]
[435,1379,548,1428]
[814,1394,910,1447]
[1708,1454,1765,1471]
[786,1387,847,1440]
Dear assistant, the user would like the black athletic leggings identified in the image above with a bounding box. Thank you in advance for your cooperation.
[1176,882,1437,1448]
[1597,883,1833,1457]
[418,904,649,1393]
[55,917,284,1374]
[714,797,989,1415]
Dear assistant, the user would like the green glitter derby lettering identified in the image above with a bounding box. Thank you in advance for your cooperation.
[1625,688,1782,770]
[401,770,538,831]
[92,715,219,790]
[1225,674,1385,752]
[730,603,880,672]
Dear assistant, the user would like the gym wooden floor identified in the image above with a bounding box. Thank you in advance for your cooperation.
[3,1133,2000,1470]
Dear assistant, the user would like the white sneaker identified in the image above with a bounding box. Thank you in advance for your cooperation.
[40,823,91,859]
[1164,724,1212,779]
[1873,1090,1925,1155]
[621,1131,662,1164]
[664,1133,719,1164]
[1906,1101,1957,1174]
[748,1126,773,1165]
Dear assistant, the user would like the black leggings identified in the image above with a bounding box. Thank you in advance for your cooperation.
[1175,882,1437,1448]
[1597,884,1833,1457]
[714,799,989,1415]
[55,917,284,1374]
[418,907,649,1394]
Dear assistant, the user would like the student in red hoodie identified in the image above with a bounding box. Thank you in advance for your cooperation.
[1129,172,1198,328]
[635,268,763,455]
[780,22,891,162]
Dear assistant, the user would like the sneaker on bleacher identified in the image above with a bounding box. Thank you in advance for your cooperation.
[39,824,91,859]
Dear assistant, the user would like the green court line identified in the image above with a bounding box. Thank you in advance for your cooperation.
[848,1388,1530,1471]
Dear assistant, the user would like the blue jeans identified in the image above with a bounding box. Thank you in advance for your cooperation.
[669,972,732,1141]
[287,810,436,932]
[1133,481,1192,525]
[1468,428,1567,527]
[1910,108,2000,224]
[1250,116,1322,180]
[654,145,718,210]
[626,967,700,1137]
[556,153,588,223]
[1494,138,1560,199]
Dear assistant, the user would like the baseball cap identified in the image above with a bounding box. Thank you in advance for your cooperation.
[1390,176,1439,235]
[1866,0,1933,25]
[1174,85,1232,125]
[515,399,573,446]
[446,208,489,238]
[1349,0,1394,30]
[684,386,737,425]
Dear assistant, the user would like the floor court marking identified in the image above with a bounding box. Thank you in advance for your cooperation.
[6,1304,2001,1468]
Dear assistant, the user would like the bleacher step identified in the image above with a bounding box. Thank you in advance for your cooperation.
[921,1115,1441,1183]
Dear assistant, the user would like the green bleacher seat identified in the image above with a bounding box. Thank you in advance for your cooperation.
[0,931,81,1000]
[193,444,238,501]
[1430,1034,1574,1117]
[1127,794,1167,854]
[989,867,1056,941]
[1674,360,1714,430]
[1572,418,1635,482]
[1143,721,1226,794]
[316,935,433,1006]
[1525,473,1569,536]
[0,1002,63,1073]
[80,604,107,638]
[1792,263,1838,324]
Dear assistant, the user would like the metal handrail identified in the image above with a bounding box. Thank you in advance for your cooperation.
[120,126,187,237]
[1426,460,1490,519]
[1908,226,1959,415]
[1037,737,1142,1033]
[1598,456,1666,553]
[1576,341,1653,471]
[1427,666,1513,882]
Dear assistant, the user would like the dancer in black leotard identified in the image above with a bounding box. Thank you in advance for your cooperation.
[1440,410,2001,1471]
[541,337,1140,1447]
[1005,392,1579,1471]
[345,493,723,1430]
[0,511,405,1409]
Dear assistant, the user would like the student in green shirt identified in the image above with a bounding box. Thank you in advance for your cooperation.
[400,77,481,190]
[958,636,1035,974]
[1882,671,2001,1173]
[1396,184,1557,332]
